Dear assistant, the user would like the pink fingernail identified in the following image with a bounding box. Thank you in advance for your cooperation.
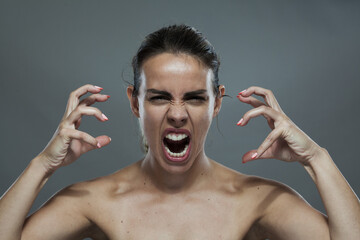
[237,118,244,126]
[109,137,112,142]
[94,86,103,90]
[97,142,102,148]
[239,89,247,95]
[251,152,258,159]
[102,113,109,121]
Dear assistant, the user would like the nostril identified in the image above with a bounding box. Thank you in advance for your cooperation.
[167,109,188,124]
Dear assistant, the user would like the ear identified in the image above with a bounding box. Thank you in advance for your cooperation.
[213,85,225,118]
[127,85,140,118]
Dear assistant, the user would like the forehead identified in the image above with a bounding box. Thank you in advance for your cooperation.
[141,53,211,93]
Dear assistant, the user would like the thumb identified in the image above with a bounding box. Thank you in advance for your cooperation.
[242,149,273,163]
[242,150,259,164]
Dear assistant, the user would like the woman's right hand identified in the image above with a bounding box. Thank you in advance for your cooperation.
[37,84,111,175]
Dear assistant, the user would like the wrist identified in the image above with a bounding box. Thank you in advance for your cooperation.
[307,147,331,168]
[31,154,56,179]
[302,147,334,181]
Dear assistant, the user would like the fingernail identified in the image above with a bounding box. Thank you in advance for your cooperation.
[237,118,244,126]
[107,95,111,98]
[97,142,102,148]
[251,152,258,159]
[109,137,112,142]
[102,113,109,121]
[239,89,247,95]
[94,86,103,90]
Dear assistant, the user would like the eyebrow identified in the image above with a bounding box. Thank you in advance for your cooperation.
[146,89,208,98]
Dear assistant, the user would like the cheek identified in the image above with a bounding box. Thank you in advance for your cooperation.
[141,104,166,142]
[187,104,213,128]
[189,99,215,123]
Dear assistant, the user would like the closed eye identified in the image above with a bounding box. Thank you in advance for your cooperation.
[148,95,207,105]
[149,96,171,102]
[185,96,207,104]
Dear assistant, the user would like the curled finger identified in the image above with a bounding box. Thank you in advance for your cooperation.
[255,127,284,160]
[79,94,110,107]
[236,94,268,108]
[65,106,109,126]
[59,128,100,148]
[237,105,281,126]
[239,86,283,112]
[64,84,104,118]
[237,94,274,128]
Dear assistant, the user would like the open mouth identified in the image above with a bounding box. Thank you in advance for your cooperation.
[162,129,191,162]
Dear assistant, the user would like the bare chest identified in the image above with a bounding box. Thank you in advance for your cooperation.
[89,193,258,240]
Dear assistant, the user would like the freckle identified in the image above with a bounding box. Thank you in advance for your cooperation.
[144,182,146,185]
[127,231,130,234]
[201,172,204,175]
[257,187,259,190]
[121,220,123,223]
[208,198,210,201]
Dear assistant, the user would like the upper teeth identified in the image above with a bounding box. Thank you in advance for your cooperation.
[165,133,188,141]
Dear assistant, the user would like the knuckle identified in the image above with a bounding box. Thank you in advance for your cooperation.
[259,105,267,111]
[58,128,68,137]
[266,134,273,142]
[70,90,77,98]
[89,107,101,115]
[58,122,66,130]
[76,105,85,112]
[263,89,271,96]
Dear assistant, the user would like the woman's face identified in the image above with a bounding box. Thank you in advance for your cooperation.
[128,53,224,174]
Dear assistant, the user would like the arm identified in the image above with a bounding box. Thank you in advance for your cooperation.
[237,86,360,239]
[0,157,92,240]
[303,148,360,238]
[0,84,111,240]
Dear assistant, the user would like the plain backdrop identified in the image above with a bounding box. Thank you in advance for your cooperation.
[1,0,359,220]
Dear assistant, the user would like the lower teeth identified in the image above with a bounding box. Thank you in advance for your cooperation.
[165,145,188,158]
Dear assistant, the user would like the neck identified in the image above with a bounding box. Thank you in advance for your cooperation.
[140,149,213,193]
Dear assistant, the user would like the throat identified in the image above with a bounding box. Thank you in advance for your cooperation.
[140,152,213,192]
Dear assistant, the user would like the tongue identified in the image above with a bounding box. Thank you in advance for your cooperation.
[164,137,188,153]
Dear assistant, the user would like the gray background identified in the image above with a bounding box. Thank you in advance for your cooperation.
[1,0,359,219]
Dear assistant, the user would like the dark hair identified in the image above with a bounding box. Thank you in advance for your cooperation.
[131,24,221,97]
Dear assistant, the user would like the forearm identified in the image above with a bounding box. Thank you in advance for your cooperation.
[303,148,360,239]
[0,155,50,239]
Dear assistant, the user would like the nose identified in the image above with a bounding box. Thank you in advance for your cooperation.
[167,101,188,127]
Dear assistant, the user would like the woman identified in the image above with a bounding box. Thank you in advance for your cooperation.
[0,25,359,239]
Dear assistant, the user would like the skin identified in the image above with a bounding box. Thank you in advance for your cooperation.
[0,53,359,240]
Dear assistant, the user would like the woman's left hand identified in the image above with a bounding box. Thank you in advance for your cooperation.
[237,86,324,165]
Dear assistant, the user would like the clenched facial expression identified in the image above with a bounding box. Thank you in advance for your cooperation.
[131,53,223,174]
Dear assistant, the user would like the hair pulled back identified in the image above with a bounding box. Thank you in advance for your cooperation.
[131,24,221,97]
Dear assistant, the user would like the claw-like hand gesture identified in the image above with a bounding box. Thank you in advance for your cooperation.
[38,84,111,174]
[237,86,323,165]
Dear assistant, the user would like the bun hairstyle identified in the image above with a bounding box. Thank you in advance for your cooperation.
[131,24,221,153]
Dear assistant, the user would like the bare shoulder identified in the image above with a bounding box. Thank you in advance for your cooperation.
[211,160,298,196]
[212,161,306,202]
[22,162,140,240]
[212,161,328,239]
[71,161,141,203]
